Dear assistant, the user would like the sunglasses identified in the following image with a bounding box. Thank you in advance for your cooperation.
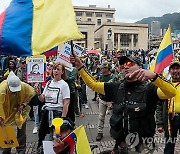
[121,61,135,69]
[47,64,53,67]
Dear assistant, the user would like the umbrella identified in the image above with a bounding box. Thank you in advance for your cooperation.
[88,49,100,54]
[148,49,157,55]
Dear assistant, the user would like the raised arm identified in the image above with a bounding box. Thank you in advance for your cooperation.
[128,68,176,99]
[70,54,105,95]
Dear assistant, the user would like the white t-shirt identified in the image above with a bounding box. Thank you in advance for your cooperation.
[42,79,70,108]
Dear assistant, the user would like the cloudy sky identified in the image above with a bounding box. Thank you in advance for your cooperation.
[0,0,180,23]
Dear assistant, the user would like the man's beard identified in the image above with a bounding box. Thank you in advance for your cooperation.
[171,74,180,81]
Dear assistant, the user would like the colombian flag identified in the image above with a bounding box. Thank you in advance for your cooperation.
[63,125,91,154]
[150,27,174,73]
[0,0,83,56]
[42,46,58,58]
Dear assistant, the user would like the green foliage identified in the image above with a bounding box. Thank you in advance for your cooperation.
[136,12,180,32]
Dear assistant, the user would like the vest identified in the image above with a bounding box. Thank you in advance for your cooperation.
[110,81,155,140]
[99,73,115,102]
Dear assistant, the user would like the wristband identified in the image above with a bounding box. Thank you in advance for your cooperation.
[150,73,158,82]
[78,65,84,71]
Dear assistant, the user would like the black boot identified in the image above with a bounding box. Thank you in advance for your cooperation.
[96,133,103,141]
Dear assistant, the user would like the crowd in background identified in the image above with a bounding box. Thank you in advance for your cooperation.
[0,48,179,153]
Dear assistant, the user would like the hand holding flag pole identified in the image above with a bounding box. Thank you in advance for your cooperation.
[70,40,76,67]
[52,118,63,138]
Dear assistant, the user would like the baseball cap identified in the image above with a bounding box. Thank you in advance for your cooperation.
[20,57,26,63]
[100,62,112,70]
[60,118,75,131]
[169,60,180,69]
[7,71,21,92]
[119,55,143,66]
[47,62,54,66]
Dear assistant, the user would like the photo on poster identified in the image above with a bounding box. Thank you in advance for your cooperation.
[26,55,46,82]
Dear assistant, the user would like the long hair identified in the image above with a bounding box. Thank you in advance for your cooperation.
[52,62,67,80]
[8,60,16,71]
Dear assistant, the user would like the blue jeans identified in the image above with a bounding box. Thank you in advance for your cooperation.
[164,115,180,154]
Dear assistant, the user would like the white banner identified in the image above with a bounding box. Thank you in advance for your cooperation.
[56,43,83,71]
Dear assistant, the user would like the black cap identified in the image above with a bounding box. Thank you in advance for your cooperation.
[169,61,180,69]
[100,61,112,70]
[119,55,142,66]
[20,57,26,63]
[60,117,75,131]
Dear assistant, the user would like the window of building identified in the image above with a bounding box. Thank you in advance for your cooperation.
[107,19,111,22]
[106,13,113,18]
[97,19,101,25]
[120,34,130,47]
[76,12,83,16]
[96,13,102,17]
[87,18,92,22]
[86,12,93,17]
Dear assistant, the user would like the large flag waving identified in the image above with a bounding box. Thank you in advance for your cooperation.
[0,0,83,56]
[63,125,91,154]
[150,27,174,73]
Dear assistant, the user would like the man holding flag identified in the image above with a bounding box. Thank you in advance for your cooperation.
[70,50,176,153]
[156,60,180,154]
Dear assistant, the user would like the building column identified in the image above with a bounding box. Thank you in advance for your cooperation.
[131,34,134,50]
[118,33,120,50]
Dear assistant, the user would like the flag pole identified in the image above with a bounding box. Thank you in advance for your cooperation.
[168,24,175,58]
[70,40,75,67]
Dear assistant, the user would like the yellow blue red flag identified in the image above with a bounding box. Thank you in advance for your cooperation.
[63,125,91,154]
[150,27,174,73]
[0,0,83,56]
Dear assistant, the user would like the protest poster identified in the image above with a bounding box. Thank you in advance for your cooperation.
[26,55,46,82]
[0,126,19,148]
[56,43,83,71]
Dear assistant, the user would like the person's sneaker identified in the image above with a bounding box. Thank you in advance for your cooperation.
[79,113,85,117]
[92,97,96,101]
[106,109,110,115]
[37,145,43,154]
[83,104,89,109]
[30,117,35,121]
[96,133,103,141]
[33,127,38,134]
[75,111,80,117]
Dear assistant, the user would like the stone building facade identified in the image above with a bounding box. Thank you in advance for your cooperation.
[74,5,148,51]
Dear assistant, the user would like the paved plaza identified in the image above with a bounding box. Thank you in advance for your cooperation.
[8,88,180,154]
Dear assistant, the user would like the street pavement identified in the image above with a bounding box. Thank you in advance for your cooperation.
[9,88,180,154]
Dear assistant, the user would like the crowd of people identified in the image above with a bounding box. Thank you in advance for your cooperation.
[0,48,179,154]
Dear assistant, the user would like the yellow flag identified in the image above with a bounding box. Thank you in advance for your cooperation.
[74,125,91,154]
[32,0,84,55]
[63,125,91,154]
[0,126,19,148]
